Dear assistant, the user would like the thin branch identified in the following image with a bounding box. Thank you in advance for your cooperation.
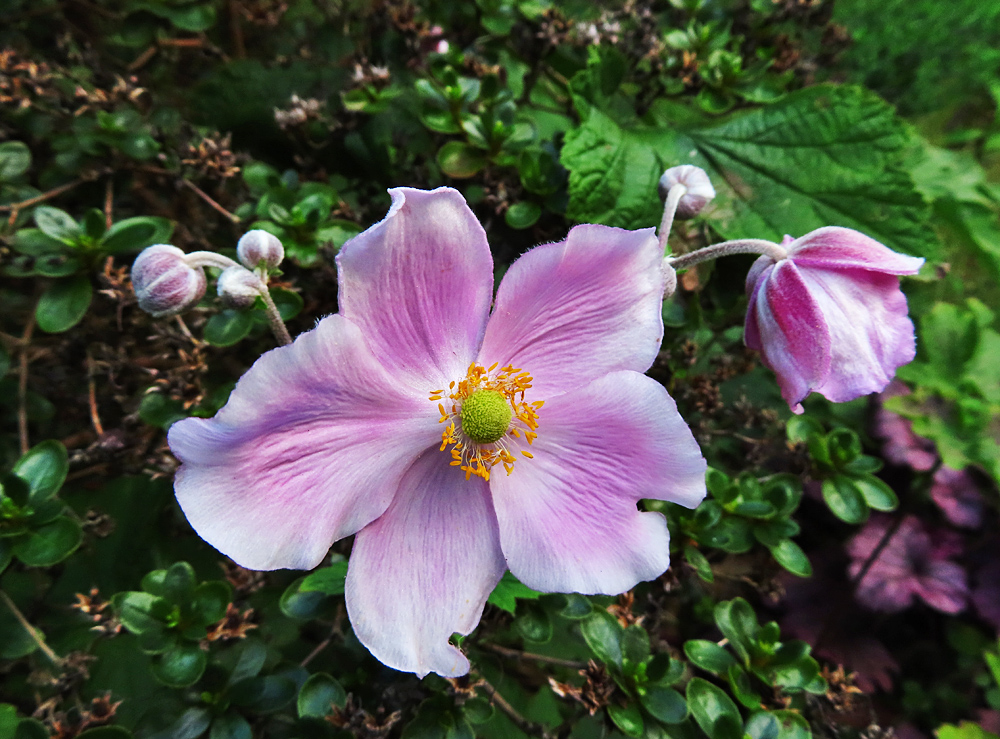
[181,179,241,223]
[86,351,105,436]
[104,178,114,230]
[481,643,588,670]
[18,309,36,456]
[475,674,553,739]
[0,176,93,218]
[0,590,62,665]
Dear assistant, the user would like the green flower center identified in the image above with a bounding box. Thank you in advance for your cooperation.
[460,389,512,445]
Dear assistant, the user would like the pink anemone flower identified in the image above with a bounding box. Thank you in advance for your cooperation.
[167,187,707,677]
[744,228,924,414]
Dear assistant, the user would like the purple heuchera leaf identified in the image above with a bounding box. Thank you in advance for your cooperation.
[848,515,968,614]
[873,381,937,472]
[167,187,708,678]
[930,466,984,529]
[744,228,924,413]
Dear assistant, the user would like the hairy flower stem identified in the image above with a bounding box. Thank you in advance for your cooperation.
[185,252,292,347]
[667,238,789,271]
[657,183,687,254]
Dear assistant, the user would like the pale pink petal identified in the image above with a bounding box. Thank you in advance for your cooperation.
[915,561,968,614]
[930,466,984,528]
[490,371,706,594]
[788,227,925,275]
[169,315,440,571]
[752,260,832,414]
[345,453,505,678]
[743,259,773,351]
[478,225,665,398]
[336,187,493,390]
[798,267,916,403]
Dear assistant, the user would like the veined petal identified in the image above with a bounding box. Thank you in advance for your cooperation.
[743,259,774,351]
[490,371,706,595]
[345,453,505,678]
[753,260,832,414]
[788,227,925,275]
[798,267,916,403]
[336,187,494,390]
[478,225,665,398]
[168,315,439,571]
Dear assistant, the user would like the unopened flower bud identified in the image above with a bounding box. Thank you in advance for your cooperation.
[237,230,284,271]
[131,244,207,317]
[218,266,262,309]
[658,165,716,219]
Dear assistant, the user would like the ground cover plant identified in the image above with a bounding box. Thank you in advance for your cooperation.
[1,1,999,739]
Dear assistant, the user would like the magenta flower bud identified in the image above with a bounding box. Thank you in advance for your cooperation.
[658,165,716,218]
[237,230,284,270]
[131,244,207,317]
[744,227,924,414]
[217,266,262,309]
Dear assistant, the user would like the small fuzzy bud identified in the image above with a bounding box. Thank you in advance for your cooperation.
[131,244,207,317]
[658,165,716,219]
[236,230,284,271]
[217,266,262,309]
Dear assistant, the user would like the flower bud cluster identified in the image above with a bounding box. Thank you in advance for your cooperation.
[132,231,285,318]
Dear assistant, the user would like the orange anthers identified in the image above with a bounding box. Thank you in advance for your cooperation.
[432,361,544,481]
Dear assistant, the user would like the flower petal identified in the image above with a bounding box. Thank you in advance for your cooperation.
[752,260,832,413]
[478,224,665,398]
[336,187,494,390]
[797,267,916,403]
[345,453,505,677]
[490,371,706,595]
[169,315,439,571]
[788,227,924,275]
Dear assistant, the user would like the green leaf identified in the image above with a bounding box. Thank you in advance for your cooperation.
[152,643,208,687]
[77,727,135,739]
[622,625,651,664]
[148,708,211,739]
[301,561,349,595]
[101,216,174,254]
[767,539,812,577]
[14,718,49,739]
[280,577,334,620]
[487,571,541,614]
[11,516,82,566]
[298,673,347,718]
[204,310,254,346]
[229,639,267,684]
[155,561,196,603]
[268,287,303,321]
[437,141,487,179]
[138,393,188,429]
[36,274,93,333]
[580,610,624,669]
[229,674,297,713]
[0,141,31,180]
[559,593,593,619]
[714,598,758,664]
[686,677,743,739]
[33,206,81,245]
[505,201,542,230]
[209,712,251,739]
[514,603,552,643]
[821,476,870,524]
[849,474,899,512]
[607,702,644,737]
[116,591,172,637]
[746,711,812,739]
[641,685,688,724]
[192,581,232,625]
[0,599,41,658]
[684,640,737,674]
[561,85,936,259]
[12,440,68,503]
[937,723,1000,739]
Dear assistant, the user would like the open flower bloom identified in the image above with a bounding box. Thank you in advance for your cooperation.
[744,228,924,414]
[168,187,707,677]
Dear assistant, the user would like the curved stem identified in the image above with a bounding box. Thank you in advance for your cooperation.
[183,251,241,271]
[667,238,788,271]
[657,183,687,255]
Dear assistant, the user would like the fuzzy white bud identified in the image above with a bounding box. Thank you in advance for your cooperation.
[658,165,716,219]
[236,230,284,271]
[217,266,263,309]
[131,244,207,317]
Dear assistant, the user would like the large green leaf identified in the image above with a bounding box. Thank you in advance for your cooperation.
[561,85,936,259]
